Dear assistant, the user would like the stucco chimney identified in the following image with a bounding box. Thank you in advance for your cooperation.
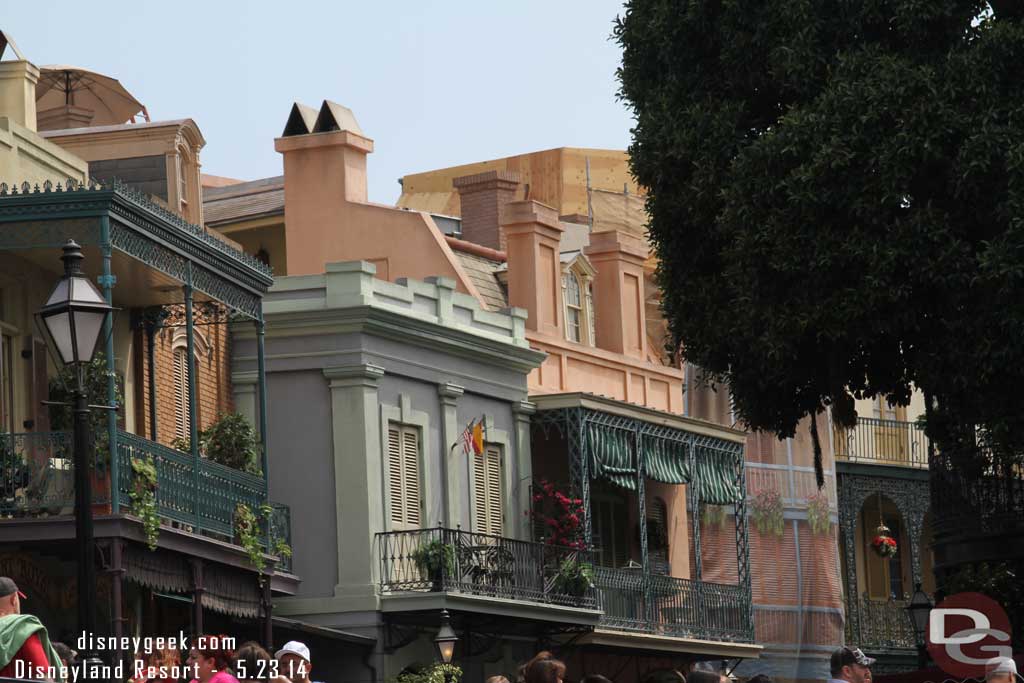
[502,200,565,336]
[453,170,520,251]
[584,230,648,359]
[0,60,39,131]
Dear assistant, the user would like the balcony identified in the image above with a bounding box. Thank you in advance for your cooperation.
[377,528,754,643]
[594,567,753,643]
[377,527,597,609]
[0,430,291,570]
[834,417,929,468]
[845,593,916,652]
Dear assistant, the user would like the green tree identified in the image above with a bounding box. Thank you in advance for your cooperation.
[614,1,1024,483]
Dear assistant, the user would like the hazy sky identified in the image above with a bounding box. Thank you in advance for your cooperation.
[10,1,633,204]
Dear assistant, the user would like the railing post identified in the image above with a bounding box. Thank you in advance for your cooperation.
[184,267,201,531]
[635,426,652,626]
[99,215,119,512]
[256,311,271,549]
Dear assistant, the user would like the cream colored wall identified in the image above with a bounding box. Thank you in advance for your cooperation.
[0,117,88,187]
[647,480,691,580]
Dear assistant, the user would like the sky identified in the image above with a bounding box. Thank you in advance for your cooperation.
[10,1,633,204]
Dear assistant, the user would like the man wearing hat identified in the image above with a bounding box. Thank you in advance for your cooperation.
[275,641,322,683]
[828,647,875,683]
[0,577,62,679]
[986,657,1020,683]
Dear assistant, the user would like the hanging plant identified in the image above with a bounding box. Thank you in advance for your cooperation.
[129,456,159,550]
[702,504,728,530]
[750,488,785,537]
[871,524,898,558]
[806,491,831,535]
[234,503,292,576]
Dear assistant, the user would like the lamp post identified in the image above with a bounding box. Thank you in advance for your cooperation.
[906,583,933,670]
[434,609,459,683]
[35,240,114,674]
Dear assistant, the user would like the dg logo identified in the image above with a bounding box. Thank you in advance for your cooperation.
[927,592,1013,678]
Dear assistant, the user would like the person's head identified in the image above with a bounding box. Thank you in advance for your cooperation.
[525,658,566,683]
[142,647,180,679]
[195,635,235,682]
[746,675,772,683]
[985,657,1018,683]
[581,676,613,683]
[0,577,25,617]
[688,671,724,683]
[52,642,75,669]
[830,647,875,683]
[486,676,512,683]
[275,641,312,682]
[235,642,274,682]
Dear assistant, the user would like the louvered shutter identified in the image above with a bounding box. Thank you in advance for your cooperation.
[387,424,422,529]
[172,348,188,441]
[473,445,504,535]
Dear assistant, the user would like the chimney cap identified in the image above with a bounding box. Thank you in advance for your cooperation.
[282,102,318,137]
[0,31,26,61]
[453,170,521,190]
[313,100,363,136]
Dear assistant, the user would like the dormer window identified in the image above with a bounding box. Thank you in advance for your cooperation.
[561,253,598,346]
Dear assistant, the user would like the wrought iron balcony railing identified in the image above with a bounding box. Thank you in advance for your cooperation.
[845,593,916,651]
[377,527,597,609]
[593,566,754,643]
[834,417,929,468]
[0,431,291,568]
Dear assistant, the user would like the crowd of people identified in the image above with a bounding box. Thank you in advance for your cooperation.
[2,576,1021,683]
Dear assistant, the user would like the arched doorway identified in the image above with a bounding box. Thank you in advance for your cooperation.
[856,493,911,599]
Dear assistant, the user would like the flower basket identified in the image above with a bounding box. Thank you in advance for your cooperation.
[871,525,898,558]
[751,488,785,537]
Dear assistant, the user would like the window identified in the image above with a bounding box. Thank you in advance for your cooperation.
[564,273,582,343]
[884,514,905,598]
[648,497,670,574]
[172,347,189,441]
[586,282,596,346]
[473,444,503,535]
[177,149,190,214]
[387,423,422,529]
[592,487,629,568]
[255,248,270,266]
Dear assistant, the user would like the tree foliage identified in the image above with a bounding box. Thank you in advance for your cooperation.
[615,1,1024,473]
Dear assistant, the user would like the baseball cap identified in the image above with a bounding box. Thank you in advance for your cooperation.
[0,577,26,600]
[275,641,311,665]
[986,657,1018,680]
[830,647,876,675]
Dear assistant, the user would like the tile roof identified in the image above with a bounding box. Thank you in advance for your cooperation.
[454,250,507,311]
[202,176,284,226]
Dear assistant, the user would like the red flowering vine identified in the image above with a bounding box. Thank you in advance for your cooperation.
[529,479,585,549]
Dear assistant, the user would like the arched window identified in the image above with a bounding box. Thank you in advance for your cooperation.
[564,273,583,343]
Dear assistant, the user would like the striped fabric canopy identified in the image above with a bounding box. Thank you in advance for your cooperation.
[583,419,741,505]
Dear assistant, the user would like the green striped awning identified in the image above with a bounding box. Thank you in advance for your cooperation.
[581,414,742,505]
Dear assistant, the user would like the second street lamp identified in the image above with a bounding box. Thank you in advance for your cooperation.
[35,239,114,674]
[434,609,458,683]
[905,583,933,670]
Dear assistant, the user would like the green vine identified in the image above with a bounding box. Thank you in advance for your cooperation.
[130,456,159,550]
[751,488,785,537]
[806,491,831,535]
[234,503,292,576]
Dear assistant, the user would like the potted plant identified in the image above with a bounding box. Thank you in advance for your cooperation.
[201,413,261,474]
[0,435,28,515]
[411,539,455,590]
[550,556,594,598]
[702,504,728,530]
[750,487,785,537]
[871,524,898,557]
[806,491,831,535]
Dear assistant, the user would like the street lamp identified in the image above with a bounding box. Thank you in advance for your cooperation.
[434,609,458,683]
[35,240,113,675]
[906,583,933,669]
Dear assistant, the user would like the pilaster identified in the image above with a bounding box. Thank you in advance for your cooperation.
[438,382,465,527]
[324,363,385,600]
[231,371,259,431]
[513,400,536,540]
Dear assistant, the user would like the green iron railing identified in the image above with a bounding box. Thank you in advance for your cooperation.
[268,502,292,572]
[593,566,754,643]
[0,431,289,566]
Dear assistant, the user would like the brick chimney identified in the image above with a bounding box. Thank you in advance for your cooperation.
[453,170,521,251]
[584,230,648,359]
[502,200,564,337]
[0,60,39,131]
[275,101,373,275]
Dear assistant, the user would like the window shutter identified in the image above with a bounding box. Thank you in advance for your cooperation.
[473,445,504,536]
[387,424,422,529]
[172,348,188,441]
[586,283,596,346]
[402,427,421,527]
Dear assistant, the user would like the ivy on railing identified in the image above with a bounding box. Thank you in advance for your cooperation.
[234,503,292,578]
[130,456,159,550]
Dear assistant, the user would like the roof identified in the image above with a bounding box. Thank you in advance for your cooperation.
[453,250,507,311]
[202,175,284,226]
[39,118,192,138]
